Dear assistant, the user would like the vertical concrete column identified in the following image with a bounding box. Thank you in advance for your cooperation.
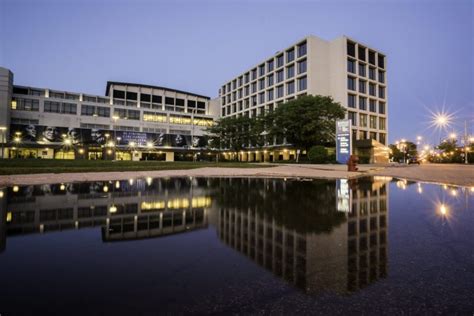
[272,151,279,162]
[248,152,254,162]
[241,152,248,162]
[165,152,174,162]
[283,150,290,161]
[263,151,270,162]
[255,152,262,162]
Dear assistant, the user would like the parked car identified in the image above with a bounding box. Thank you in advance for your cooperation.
[408,157,420,165]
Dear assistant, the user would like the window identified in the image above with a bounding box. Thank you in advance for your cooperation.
[359,97,367,110]
[369,67,376,80]
[368,50,376,65]
[286,48,295,63]
[44,101,76,114]
[359,63,366,77]
[267,60,274,72]
[378,71,385,83]
[126,92,137,100]
[44,101,60,113]
[297,76,307,91]
[12,98,39,112]
[277,54,284,68]
[175,98,185,107]
[141,93,151,102]
[379,117,386,130]
[369,83,376,96]
[378,86,385,99]
[128,109,140,120]
[359,80,366,94]
[369,115,377,128]
[276,70,284,83]
[286,65,295,79]
[251,82,257,93]
[347,59,355,73]
[188,100,196,108]
[348,94,356,108]
[267,74,274,87]
[359,113,367,127]
[251,68,257,80]
[113,90,125,99]
[152,95,162,104]
[297,41,307,57]
[379,133,386,145]
[287,81,295,95]
[259,79,265,91]
[298,59,307,74]
[358,46,366,61]
[245,85,250,96]
[197,101,206,109]
[251,96,257,106]
[97,106,110,117]
[347,41,356,57]
[348,111,357,126]
[369,99,377,112]
[379,102,386,114]
[259,64,265,77]
[81,105,95,116]
[359,130,367,140]
[267,89,274,101]
[143,112,167,123]
[232,80,236,90]
[238,89,242,99]
[378,54,385,68]
[165,97,174,105]
[244,73,250,84]
[238,76,243,87]
[259,92,265,104]
[370,132,377,140]
[348,77,356,91]
[276,85,284,98]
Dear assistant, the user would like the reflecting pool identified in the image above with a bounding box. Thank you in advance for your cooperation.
[0,177,472,314]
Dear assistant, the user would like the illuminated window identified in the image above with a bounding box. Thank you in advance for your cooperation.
[143,112,167,123]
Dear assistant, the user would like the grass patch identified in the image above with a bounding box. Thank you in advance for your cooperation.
[0,159,274,175]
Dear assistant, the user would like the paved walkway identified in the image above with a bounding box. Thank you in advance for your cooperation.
[0,163,472,187]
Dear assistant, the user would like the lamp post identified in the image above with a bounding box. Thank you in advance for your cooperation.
[190,108,197,162]
[0,126,6,159]
[14,133,21,159]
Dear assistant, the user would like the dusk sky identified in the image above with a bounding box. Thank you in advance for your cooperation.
[1,0,472,144]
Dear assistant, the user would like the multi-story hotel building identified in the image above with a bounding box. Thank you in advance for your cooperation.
[219,35,388,157]
[0,67,219,161]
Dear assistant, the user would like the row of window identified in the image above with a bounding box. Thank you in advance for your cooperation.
[348,95,386,114]
[348,112,386,130]
[113,90,207,108]
[347,59,385,83]
[222,77,307,114]
[221,41,307,95]
[347,41,385,69]
[142,112,214,127]
[12,98,206,116]
[44,101,77,114]
[347,77,386,98]
[222,94,306,117]
[223,75,307,105]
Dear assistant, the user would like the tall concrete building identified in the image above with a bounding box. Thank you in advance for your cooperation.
[219,35,388,150]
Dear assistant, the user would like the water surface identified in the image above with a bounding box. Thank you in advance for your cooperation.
[0,177,472,314]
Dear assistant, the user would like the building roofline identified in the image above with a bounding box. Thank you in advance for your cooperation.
[105,81,210,100]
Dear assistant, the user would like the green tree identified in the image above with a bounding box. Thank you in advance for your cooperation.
[266,95,346,151]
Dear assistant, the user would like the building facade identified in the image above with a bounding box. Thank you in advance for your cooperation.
[219,35,388,149]
[0,67,219,161]
[0,34,388,162]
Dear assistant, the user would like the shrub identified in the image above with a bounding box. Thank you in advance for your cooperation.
[307,146,328,163]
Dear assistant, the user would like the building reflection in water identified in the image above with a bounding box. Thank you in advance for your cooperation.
[0,178,211,247]
[215,177,389,295]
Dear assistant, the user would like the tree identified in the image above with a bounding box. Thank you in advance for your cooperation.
[266,95,346,151]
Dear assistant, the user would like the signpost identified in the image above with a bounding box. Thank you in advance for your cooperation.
[336,120,352,164]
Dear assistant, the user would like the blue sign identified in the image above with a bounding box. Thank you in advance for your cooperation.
[336,120,352,164]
